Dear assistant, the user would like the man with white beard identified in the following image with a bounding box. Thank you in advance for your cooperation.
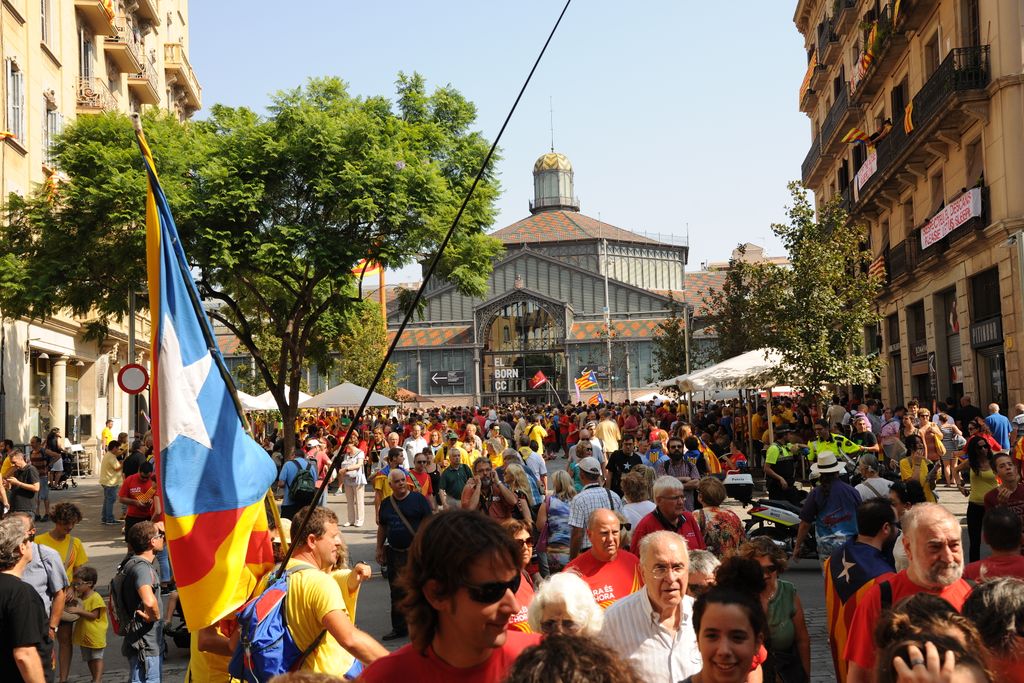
[843,503,972,683]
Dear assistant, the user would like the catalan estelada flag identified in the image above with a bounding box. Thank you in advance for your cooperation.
[351,258,382,278]
[841,128,871,145]
[575,371,598,391]
[858,23,877,76]
[823,541,896,683]
[138,121,278,630]
[587,393,604,406]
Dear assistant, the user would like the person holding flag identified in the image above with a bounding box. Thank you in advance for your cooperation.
[135,115,279,635]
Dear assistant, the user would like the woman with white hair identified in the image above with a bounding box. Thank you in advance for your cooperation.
[527,571,604,637]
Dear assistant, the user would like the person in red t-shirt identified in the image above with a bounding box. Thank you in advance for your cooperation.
[118,460,156,539]
[964,506,1024,582]
[359,510,540,683]
[630,476,706,553]
[564,509,643,609]
[844,503,973,683]
[411,452,436,511]
[502,519,536,633]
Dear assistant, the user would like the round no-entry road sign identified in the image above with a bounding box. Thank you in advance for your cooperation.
[117,364,149,394]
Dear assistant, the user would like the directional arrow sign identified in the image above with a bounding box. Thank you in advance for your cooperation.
[429,370,465,387]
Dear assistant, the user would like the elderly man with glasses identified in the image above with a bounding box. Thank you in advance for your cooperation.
[630,476,706,554]
[601,530,701,683]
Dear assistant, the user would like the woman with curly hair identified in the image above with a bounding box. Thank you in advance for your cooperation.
[694,477,745,558]
[737,536,810,682]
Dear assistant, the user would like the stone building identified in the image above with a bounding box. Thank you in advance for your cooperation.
[0,0,200,455]
[386,151,690,405]
[794,0,1023,410]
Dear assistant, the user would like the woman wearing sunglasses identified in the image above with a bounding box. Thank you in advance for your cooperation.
[737,536,810,683]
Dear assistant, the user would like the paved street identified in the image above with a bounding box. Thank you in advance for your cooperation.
[58,463,975,681]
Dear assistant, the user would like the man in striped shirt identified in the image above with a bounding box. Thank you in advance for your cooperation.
[600,530,701,682]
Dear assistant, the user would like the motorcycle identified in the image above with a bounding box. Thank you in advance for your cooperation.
[744,496,818,559]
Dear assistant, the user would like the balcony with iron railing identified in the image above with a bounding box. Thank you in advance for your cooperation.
[857,45,990,203]
[164,43,202,110]
[105,15,143,73]
[849,4,906,105]
[76,77,118,113]
[887,239,910,282]
[801,132,822,187]
[833,0,857,33]
[819,18,841,64]
[819,82,856,151]
[134,0,160,24]
[128,57,160,105]
[908,185,989,267]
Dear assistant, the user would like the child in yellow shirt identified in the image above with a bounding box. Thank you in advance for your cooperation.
[67,566,107,683]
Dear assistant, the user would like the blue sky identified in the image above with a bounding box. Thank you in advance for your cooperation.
[190,1,810,280]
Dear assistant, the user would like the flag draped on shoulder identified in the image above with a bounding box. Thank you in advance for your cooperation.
[138,121,278,630]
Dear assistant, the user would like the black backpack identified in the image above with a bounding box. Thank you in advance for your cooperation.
[287,458,317,507]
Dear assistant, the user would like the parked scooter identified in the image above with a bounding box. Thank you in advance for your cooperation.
[744,495,818,559]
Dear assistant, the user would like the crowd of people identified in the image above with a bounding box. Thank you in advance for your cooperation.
[2,393,1024,682]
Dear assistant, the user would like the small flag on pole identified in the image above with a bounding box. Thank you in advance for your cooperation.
[575,371,598,391]
[529,370,547,389]
[587,392,604,406]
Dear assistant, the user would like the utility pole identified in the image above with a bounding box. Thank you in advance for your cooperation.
[602,236,614,403]
[0,315,6,441]
[128,290,137,436]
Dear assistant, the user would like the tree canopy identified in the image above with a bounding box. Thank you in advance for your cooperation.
[0,74,504,452]
[768,182,881,394]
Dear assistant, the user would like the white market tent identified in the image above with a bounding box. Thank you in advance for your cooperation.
[237,390,275,412]
[299,381,397,409]
[678,348,785,392]
[254,385,313,409]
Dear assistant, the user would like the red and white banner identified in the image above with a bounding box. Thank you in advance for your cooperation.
[854,150,878,195]
[920,188,982,250]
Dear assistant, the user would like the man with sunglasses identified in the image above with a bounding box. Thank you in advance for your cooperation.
[359,510,540,682]
[119,461,157,540]
[120,521,164,683]
[564,508,641,609]
[0,516,47,682]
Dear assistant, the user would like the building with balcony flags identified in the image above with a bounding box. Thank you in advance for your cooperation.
[0,1,201,462]
[794,0,1022,412]
[384,150,695,405]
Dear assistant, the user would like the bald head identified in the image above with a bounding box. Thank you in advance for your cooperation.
[989,403,1001,414]
[585,508,622,562]
[587,507,619,530]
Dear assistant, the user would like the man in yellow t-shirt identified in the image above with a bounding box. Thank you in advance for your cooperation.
[100,419,114,452]
[259,506,386,675]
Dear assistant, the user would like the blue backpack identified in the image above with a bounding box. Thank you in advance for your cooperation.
[229,565,325,682]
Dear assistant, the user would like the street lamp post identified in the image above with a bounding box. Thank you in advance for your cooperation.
[0,316,6,442]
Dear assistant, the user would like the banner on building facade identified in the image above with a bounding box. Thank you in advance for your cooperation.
[920,187,982,249]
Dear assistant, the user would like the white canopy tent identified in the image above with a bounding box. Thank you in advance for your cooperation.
[678,348,785,392]
[253,385,312,410]
[237,390,275,412]
[299,381,397,409]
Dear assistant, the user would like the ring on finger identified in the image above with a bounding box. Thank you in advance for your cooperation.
[908,658,926,667]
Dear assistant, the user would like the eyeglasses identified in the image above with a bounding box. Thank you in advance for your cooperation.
[463,573,522,604]
[540,619,579,634]
[513,537,533,550]
[155,531,166,540]
[650,563,687,579]
[658,494,686,502]
[23,532,35,543]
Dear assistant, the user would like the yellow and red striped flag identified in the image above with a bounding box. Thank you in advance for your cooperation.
[351,259,382,278]
[903,102,914,134]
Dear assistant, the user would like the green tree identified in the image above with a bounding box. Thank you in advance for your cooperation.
[0,74,504,454]
[652,296,689,381]
[700,244,788,363]
[334,302,398,398]
[768,182,881,396]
